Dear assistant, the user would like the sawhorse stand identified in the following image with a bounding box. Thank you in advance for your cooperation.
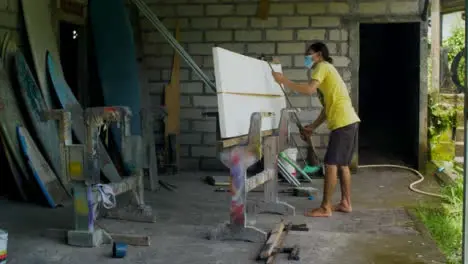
[207,110,296,243]
[44,107,155,247]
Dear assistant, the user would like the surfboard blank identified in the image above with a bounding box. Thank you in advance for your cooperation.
[212,47,286,139]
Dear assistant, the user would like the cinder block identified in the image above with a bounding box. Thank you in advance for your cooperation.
[179,158,200,170]
[180,146,191,157]
[340,43,348,56]
[193,96,218,107]
[206,4,235,16]
[235,30,262,41]
[180,108,203,119]
[358,3,387,15]
[0,0,8,11]
[205,30,233,41]
[329,29,341,41]
[247,43,276,55]
[177,5,204,16]
[161,69,190,81]
[220,17,248,28]
[217,43,246,54]
[179,133,203,145]
[332,56,350,67]
[148,82,165,94]
[310,17,340,28]
[296,3,326,15]
[456,127,464,141]
[278,43,306,54]
[202,56,214,68]
[181,96,192,107]
[342,69,351,81]
[180,120,191,131]
[202,133,218,145]
[275,56,293,67]
[236,4,257,15]
[281,17,309,28]
[251,17,278,28]
[146,56,173,68]
[191,18,219,29]
[188,43,213,55]
[192,121,217,133]
[270,3,295,15]
[297,29,326,41]
[7,0,16,12]
[389,2,419,15]
[283,69,309,81]
[266,30,293,41]
[148,4,175,16]
[181,31,204,42]
[180,82,204,94]
[329,3,350,14]
[191,146,217,157]
[288,95,312,108]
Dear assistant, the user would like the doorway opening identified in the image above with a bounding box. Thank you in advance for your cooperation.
[358,23,421,168]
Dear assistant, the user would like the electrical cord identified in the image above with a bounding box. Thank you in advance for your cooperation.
[357,164,444,199]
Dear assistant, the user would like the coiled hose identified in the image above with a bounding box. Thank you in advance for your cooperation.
[358,164,444,199]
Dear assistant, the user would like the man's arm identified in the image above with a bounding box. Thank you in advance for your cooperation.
[282,78,319,96]
[306,108,326,131]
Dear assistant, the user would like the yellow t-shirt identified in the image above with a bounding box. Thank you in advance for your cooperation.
[311,61,360,131]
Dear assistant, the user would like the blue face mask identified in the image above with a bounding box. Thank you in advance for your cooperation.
[304,55,314,69]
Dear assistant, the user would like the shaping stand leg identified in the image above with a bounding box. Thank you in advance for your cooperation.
[103,172,156,223]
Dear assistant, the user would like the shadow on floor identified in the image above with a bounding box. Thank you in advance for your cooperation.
[0,168,446,264]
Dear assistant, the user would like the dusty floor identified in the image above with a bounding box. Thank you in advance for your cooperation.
[0,167,446,264]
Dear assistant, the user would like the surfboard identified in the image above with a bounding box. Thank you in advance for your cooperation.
[0,128,28,201]
[89,0,142,152]
[14,51,66,191]
[17,126,69,208]
[46,52,122,182]
[21,0,63,109]
[0,61,32,186]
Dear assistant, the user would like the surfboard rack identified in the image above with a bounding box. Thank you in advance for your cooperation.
[207,109,296,243]
[43,107,154,248]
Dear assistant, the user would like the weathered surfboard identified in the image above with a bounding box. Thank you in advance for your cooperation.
[14,51,65,190]
[46,52,122,182]
[21,0,63,109]
[89,0,142,151]
[17,126,69,208]
[0,61,31,188]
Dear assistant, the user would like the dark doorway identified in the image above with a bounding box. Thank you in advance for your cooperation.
[59,21,89,107]
[358,23,420,168]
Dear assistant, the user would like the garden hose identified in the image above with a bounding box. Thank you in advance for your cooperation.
[358,164,444,199]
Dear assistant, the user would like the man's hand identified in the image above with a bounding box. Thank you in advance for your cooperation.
[272,71,286,84]
[300,126,314,142]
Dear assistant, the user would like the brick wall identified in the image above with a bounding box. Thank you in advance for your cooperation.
[0,0,20,45]
[138,0,422,170]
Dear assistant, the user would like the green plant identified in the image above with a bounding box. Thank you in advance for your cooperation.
[428,95,458,143]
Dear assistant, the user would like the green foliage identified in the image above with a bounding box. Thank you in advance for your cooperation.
[428,95,458,143]
[443,26,465,87]
[416,176,463,264]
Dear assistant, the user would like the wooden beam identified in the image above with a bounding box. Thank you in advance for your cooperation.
[431,0,441,92]
[218,130,274,149]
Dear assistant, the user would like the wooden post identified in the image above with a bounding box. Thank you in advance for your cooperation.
[431,0,441,92]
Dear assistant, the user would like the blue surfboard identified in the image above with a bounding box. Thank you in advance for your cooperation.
[46,52,122,182]
[17,126,69,208]
[14,51,66,191]
[89,0,142,153]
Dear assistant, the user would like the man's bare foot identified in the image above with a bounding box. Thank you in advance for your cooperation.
[304,207,332,217]
[332,203,352,213]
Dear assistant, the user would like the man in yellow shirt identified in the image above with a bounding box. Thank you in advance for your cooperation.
[272,42,360,217]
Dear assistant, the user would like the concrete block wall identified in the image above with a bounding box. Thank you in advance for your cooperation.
[0,0,20,46]
[138,0,422,170]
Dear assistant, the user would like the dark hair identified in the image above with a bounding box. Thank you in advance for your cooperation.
[306,42,333,64]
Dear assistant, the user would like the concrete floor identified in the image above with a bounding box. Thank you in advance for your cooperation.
[0,167,446,264]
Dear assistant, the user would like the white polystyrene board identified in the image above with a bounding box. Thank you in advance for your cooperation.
[217,93,287,138]
[213,47,283,95]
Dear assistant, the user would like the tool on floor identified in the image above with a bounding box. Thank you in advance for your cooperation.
[158,180,177,192]
[257,221,308,262]
[261,55,322,176]
[204,175,230,186]
[112,242,128,258]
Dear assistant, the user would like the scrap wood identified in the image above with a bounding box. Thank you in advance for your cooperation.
[259,220,286,260]
[256,0,270,20]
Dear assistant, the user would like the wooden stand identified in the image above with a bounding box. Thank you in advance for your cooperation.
[207,110,296,243]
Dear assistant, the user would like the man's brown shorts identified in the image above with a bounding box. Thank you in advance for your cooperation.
[324,122,359,166]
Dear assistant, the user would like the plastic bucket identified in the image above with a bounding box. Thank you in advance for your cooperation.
[283,148,298,177]
[0,229,7,264]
